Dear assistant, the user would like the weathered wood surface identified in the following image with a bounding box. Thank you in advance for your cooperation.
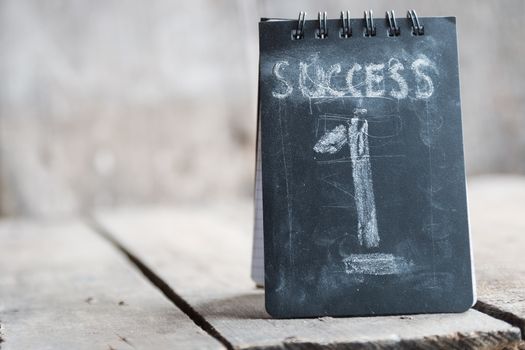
[95,199,522,349]
[470,176,525,336]
[0,220,223,349]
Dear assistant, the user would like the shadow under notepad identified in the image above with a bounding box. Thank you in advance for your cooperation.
[194,290,270,319]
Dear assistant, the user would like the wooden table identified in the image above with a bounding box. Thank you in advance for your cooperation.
[1,176,524,349]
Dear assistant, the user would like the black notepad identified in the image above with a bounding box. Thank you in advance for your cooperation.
[255,11,475,318]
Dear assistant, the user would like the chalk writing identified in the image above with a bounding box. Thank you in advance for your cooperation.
[411,55,437,99]
[348,118,379,248]
[346,64,363,97]
[365,64,385,98]
[312,125,347,154]
[343,253,412,275]
[313,109,416,276]
[272,54,437,100]
[313,110,379,249]
[272,61,293,99]
[388,58,408,99]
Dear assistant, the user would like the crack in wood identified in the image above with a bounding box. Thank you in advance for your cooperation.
[245,331,523,350]
[87,210,524,350]
[88,219,233,350]
[116,333,135,348]
[474,301,525,341]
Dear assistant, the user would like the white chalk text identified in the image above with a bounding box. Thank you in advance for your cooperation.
[272,55,437,100]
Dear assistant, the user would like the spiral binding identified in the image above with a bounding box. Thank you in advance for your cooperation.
[407,9,424,35]
[292,11,306,40]
[386,10,400,36]
[364,10,376,37]
[317,11,328,38]
[340,11,352,38]
[291,9,424,39]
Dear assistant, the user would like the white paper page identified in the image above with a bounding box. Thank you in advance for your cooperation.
[251,129,265,287]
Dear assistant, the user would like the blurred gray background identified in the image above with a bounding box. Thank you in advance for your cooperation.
[0,0,524,217]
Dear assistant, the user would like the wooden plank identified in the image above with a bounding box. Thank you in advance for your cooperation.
[469,175,525,336]
[95,203,522,349]
[0,220,223,350]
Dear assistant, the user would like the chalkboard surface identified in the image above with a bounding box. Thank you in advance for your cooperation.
[258,15,475,318]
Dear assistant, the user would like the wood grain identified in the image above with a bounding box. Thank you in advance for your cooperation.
[470,176,525,338]
[95,201,522,349]
[0,220,223,350]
